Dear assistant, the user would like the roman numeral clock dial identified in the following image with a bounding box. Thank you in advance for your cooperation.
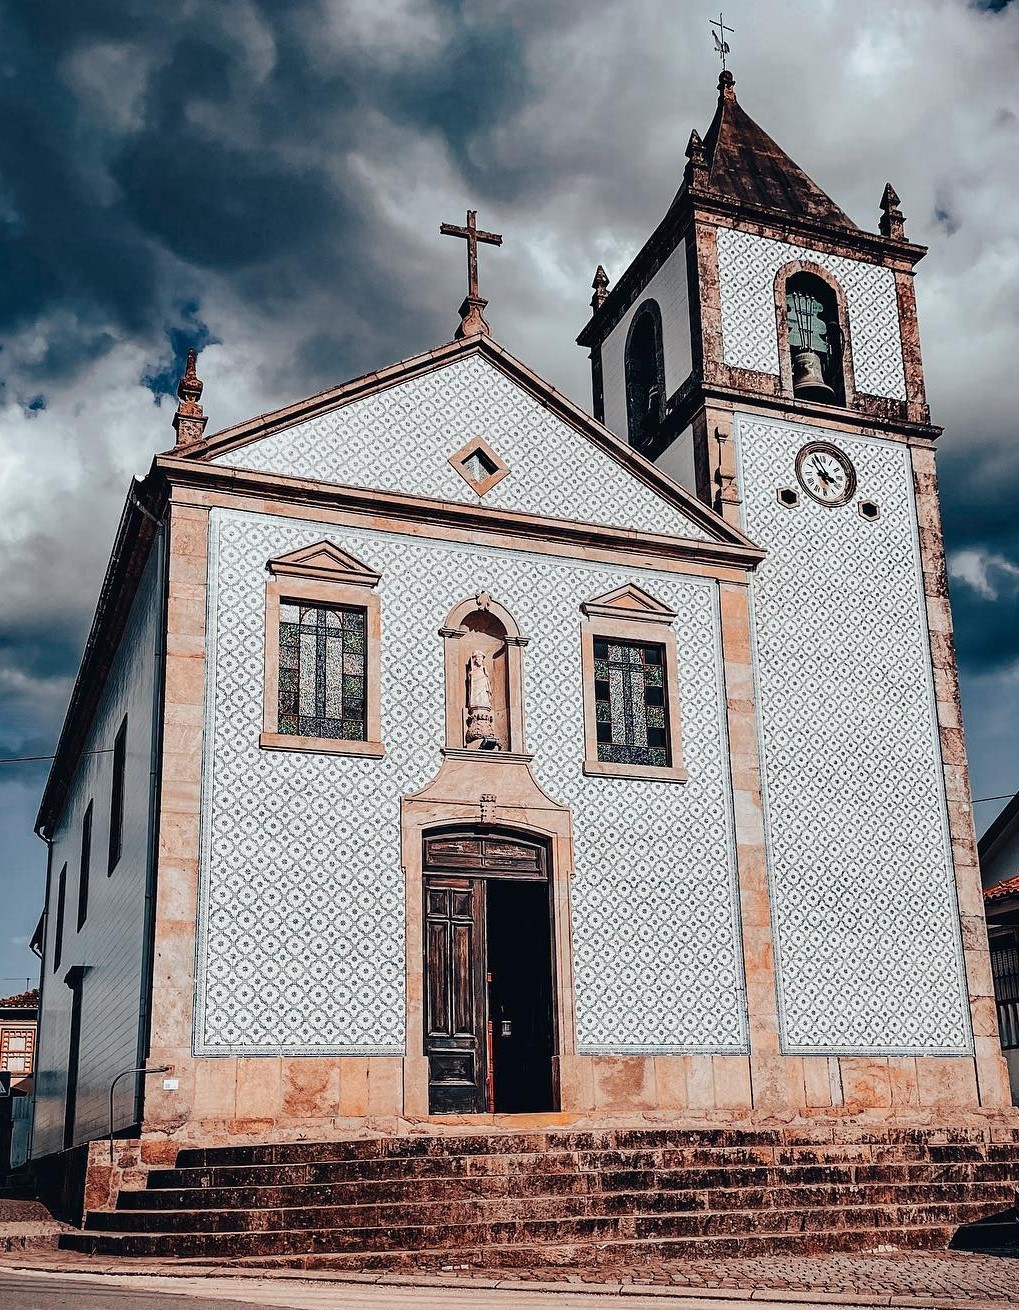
[794,441,857,507]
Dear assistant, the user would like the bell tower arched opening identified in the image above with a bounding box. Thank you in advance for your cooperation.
[624,299,666,449]
[781,270,848,406]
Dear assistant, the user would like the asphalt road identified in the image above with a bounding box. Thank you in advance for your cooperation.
[0,1270,275,1310]
[0,1268,904,1310]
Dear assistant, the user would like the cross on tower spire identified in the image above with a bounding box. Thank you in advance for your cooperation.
[710,11,734,72]
[440,209,503,339]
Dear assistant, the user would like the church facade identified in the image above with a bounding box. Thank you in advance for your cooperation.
[30,73,1012,1164]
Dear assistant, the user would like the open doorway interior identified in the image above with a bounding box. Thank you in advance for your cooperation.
[423,830,556,1116]
[486,878,554,1114]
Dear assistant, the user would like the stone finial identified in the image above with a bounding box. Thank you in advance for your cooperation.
[684,128,708,190]
[718,68,736,97]
[879,182,905,240]
[172,348,208,446]
[590,265,610,312]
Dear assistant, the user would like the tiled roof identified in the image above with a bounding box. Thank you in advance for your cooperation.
[0,988,39,1009]
[702,72,856,230]
[984,874,1019,904]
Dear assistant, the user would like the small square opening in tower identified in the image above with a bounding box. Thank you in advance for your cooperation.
[448,435,511,496]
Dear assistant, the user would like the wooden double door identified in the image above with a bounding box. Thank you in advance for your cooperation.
[424,831,556,1115]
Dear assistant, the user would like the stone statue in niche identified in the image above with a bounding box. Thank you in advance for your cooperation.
[465,650,502,750]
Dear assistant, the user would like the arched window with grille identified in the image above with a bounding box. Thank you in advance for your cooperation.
[624,300,666,448]
[784,272,845,405]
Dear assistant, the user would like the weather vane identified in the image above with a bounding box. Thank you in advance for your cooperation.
[710,11,734,72]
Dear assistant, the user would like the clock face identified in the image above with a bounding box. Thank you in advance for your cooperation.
[795,442,857,507]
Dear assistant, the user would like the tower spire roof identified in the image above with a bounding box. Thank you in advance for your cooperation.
[697,71,856,230]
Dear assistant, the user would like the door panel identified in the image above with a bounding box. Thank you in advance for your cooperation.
[452,921,474,1034]
[424,877,486,1113]
[425,920,449,1036]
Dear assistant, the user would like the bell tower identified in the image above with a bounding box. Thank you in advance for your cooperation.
[578,72,1010,1100]
[577,69,934,520]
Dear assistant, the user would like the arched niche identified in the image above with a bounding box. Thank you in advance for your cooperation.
[440,593,529,755]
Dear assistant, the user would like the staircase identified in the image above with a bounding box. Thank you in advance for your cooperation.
[59,1126,1019,1268]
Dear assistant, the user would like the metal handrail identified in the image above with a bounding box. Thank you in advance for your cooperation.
[108,1065,170,1163]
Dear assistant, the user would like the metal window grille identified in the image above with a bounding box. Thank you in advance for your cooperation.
[991,944,1019,1050]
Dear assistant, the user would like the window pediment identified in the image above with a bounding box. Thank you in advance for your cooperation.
[580,582,677,625]
[267,540,381,589]
[579,582,686,783]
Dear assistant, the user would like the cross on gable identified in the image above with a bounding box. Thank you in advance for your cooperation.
[440,209,503,339]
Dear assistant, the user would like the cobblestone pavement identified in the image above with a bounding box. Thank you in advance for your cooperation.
[431,1250,1019,1301]
[2,1247,1019,1308]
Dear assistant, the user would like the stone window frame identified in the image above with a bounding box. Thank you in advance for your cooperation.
[774,260,857,408]
[580,583,688,784]
[260,540,385,759]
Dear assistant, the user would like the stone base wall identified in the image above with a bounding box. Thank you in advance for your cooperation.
[134,1050,1017,1156]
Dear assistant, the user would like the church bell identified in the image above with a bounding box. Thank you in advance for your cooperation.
[791,347,836,402]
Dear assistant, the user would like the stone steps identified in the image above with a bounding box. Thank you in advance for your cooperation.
[62,1199,1009,1259]
[166,1125,1012,1167]
[87,1183,1017,1236]
[204,1226,958,1269]
[143,1149,1019,1193]
[107,1179,1005,1215]
[61,1126,1019,1264]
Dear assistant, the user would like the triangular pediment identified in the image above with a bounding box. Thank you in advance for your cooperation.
[581,583,677,623]
[268,540,381,587]
[158,335,762,565]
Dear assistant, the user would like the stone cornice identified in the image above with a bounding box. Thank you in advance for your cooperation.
[155,456,767,572]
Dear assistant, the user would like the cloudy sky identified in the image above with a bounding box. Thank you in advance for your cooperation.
[1,0,1018,991]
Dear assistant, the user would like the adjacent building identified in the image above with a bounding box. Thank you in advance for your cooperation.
[0,989,38,1095]
[981,793,1019,1104]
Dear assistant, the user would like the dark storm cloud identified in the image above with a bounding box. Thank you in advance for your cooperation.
[0,16,161,339]
[940,440,1019,675]
[0,0,575,403]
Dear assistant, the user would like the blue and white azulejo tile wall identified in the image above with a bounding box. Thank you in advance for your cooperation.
[195,508,748,1057]
[735,415,971,1054]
